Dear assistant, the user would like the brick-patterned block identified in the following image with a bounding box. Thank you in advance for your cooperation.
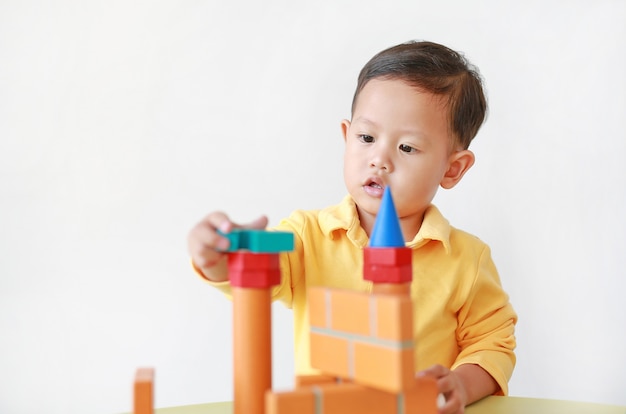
[308,286,415,393]
[266,377,438,414]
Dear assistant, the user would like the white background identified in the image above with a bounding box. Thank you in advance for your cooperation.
[1,1,625,413]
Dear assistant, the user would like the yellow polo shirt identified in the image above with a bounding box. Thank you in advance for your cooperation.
[203,195,517,395]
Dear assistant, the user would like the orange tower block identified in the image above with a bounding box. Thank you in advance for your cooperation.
[133,367,154,414]
[229,251,281,414]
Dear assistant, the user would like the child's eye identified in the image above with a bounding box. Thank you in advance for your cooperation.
[358,134,374,143]
[399,144,416,153]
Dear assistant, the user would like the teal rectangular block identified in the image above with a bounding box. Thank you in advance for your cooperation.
[219,229,294,253]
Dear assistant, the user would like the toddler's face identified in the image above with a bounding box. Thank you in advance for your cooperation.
[342,78,456,235]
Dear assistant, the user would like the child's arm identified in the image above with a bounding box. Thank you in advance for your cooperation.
[430,244,516,413]
[187,212,268,281]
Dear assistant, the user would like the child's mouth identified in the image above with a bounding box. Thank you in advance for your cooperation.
[364,178,385,197]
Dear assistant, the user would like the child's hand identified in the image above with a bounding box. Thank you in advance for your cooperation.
[418,365,468,414]
[187,212,268,282]
[418,363,497,414]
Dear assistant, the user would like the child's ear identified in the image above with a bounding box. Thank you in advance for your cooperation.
[440,150,475,189]
[340,119,351,142]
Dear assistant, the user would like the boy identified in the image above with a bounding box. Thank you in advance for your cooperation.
[188,40,517,414]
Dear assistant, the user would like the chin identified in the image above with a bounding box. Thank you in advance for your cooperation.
[354,194,381,214]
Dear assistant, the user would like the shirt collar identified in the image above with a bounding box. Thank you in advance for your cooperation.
[319,194,451,253]
[408,204,452,254]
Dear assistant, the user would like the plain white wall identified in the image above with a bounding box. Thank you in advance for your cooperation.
[1,1,625,413]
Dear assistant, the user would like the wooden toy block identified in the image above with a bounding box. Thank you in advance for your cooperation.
[327,289,371,334]
[365,186,414,283]
[363,262,412,284]
[402,375,439,414]
[295,374,341,387]
[233,287,272,414]
[311,306,415,393]
[308,287,413,339]
[319,383,396,413]
[308,286,416,393]
[265,387,317,414]
[364,246,412,266]
[372,282,411,296]
[228,252,281,288]
[353,343,415,393]
[266,383,396,414]
[374,292,414,340]
[267,378,438,414]
[369,187,405,248]
[307,285,329,328]
[133,367,154,414]
[219,229,294,253]
[363,247,412,284]
[310,329,351,378]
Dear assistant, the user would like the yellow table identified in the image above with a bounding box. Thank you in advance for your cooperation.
[152,396,625,413]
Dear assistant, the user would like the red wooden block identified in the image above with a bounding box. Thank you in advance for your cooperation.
[364,247,412,266]
[228,252,280,288]
[363,247,412,284]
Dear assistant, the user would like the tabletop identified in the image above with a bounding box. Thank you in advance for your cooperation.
[148,395,626,414]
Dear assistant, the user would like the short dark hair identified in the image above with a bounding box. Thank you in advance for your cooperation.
[351,41,487,149]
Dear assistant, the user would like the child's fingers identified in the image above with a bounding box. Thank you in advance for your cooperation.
[240,215,269,230]
[188,212,232,264]
[211,213,268,232]
[418,364,449,379]
[189,212,269,269]
[205,211,235,233]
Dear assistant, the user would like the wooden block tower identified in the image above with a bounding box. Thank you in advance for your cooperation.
[364,186,413,296]
[266,187,438,414]
[130,230,294,414]
[131,188,438,413]
[224,230,295,414]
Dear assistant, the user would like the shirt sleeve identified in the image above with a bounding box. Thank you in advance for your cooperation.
[451,245,517,395]
[271,214,308,308]
[191,259,233,297]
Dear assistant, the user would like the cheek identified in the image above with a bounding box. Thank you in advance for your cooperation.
[343,147,359,170]
[405,163,442,195]
[342,152,354,181]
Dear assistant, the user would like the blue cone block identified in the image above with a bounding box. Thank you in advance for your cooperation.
[369,187,405,248]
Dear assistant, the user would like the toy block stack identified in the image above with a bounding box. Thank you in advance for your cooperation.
[223,229,295,414]
[130,188,438,413]
[129,230,294,414]
[266,187,438,414]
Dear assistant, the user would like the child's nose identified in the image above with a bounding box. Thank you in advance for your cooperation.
[369,147,393,172]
